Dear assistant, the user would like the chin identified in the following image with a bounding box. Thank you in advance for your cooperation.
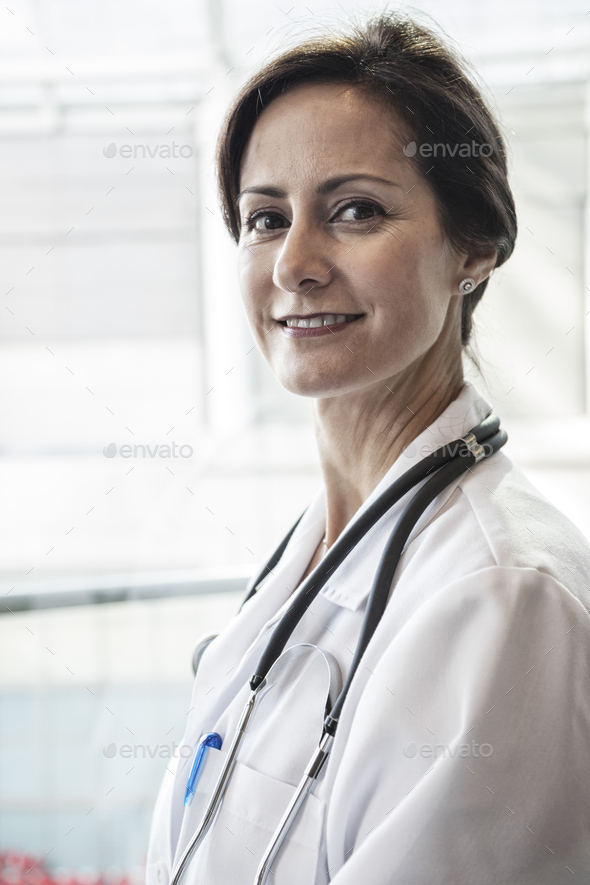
[276,369,365,399]
[277,377,326,398]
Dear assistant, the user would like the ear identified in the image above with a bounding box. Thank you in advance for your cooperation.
[456,249,498,290]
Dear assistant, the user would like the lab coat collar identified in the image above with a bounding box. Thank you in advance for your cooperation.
[273,381,493,612]
[349,380,493,521]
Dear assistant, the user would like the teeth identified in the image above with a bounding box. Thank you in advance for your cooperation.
[285,314,356,328]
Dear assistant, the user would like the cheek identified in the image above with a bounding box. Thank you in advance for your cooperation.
[237,255,270,334]
[349,235,447,331]
[343,241,454,376]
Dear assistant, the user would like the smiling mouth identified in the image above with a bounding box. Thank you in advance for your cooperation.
[278,313,363,329]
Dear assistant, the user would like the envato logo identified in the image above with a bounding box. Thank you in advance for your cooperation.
[103,742,194,759]
[403,741,493,759]
[103,142,194,159]
[403,141,493,159]
[402,439,493,460]
[103,442,193,458]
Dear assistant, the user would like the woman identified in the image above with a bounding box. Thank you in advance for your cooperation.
[147,14,590,884]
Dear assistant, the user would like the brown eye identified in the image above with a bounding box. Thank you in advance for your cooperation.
[249,212,287,231]
[336,202,381,222]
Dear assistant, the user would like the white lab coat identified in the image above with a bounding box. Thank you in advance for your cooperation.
[146,382,590,885]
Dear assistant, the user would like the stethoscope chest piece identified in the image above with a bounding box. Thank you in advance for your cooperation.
[170,643,341,885]
[239,642,342,783]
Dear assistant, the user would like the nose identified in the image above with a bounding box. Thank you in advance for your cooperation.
[272,222,333,295]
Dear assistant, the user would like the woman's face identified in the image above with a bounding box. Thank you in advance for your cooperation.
[237,82,470,399]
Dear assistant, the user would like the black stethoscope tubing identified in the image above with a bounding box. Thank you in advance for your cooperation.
[245,414,507,738]
[242,413,500,612]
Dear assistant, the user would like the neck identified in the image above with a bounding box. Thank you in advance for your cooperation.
[312,343,464,547]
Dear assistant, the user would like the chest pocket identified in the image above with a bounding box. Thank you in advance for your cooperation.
[175,643,341,885]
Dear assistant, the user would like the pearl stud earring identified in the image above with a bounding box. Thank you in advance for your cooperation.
[459,277,475,294]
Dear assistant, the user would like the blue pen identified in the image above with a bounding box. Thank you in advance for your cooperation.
[184,732,223,806]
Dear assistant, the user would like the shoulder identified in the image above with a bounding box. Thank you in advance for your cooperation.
[403,450,590,615]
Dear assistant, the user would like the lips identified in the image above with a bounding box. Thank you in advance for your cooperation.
[277,312,363,338]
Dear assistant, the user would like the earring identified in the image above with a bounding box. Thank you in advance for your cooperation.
[459,277,475,294]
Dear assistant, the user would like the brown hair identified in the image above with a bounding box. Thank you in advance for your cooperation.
[216,13,517,345]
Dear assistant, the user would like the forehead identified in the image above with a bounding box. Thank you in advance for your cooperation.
[239,82,410,188]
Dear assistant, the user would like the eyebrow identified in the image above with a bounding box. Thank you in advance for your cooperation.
[237,174,401,203]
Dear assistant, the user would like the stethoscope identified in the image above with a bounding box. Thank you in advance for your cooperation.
[170,413,507,885]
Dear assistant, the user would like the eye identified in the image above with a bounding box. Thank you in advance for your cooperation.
[333,201,384,223]
[245,211,287,232]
